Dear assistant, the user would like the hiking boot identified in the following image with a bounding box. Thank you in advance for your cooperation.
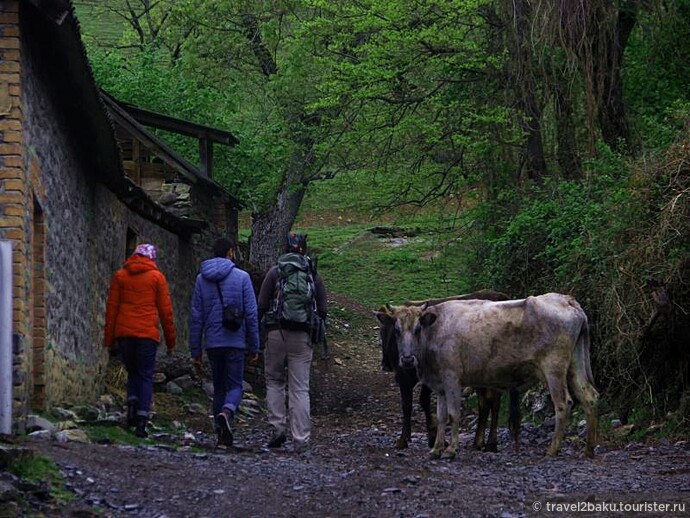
[215,409,234,447]
[126,400,138,427]
[134,416,148,438]
[267,431,287,448]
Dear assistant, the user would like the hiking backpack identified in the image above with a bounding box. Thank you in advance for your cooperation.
[270,252,317,325]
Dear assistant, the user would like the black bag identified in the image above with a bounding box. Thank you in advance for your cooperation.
[216,282,244,331]
[309,311,326,345]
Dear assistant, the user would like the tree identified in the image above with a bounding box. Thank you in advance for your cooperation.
[162,0,510,269]
[82,0,326,270]
[86,0,643,271]
[524,0,639,155]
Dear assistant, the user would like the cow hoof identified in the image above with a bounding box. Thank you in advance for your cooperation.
[585,447,595,458]
[485,443,498,453]
[441,449,457,460]
[430,449,442,459]
[394,439,409,449]
[471,442,483,451]
[546,448,559,457]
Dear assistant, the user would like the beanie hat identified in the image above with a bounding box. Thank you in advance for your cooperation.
[133,243,157,260]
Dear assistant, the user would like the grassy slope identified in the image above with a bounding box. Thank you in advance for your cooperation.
[291,173,484,309]
[73,1,125,46]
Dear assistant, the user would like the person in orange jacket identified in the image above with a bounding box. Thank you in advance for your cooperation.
[104,243,176,438]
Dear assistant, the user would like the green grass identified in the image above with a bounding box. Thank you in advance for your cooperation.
[82,422,148,446]
[304,222,479,308]
[9,454,74,505]
[73,1,127,47]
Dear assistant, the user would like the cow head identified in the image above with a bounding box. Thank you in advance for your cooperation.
[376,304,437,369]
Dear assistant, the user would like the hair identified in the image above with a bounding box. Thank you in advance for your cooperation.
[213,237,235,258]
[285,233,307,254]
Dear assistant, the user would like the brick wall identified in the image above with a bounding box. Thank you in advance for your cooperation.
[0,0,29,431]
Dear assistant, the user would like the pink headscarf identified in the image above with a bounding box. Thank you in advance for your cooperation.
[133,243,157,260]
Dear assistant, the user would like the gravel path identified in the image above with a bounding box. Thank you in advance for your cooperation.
[27,295,690,516]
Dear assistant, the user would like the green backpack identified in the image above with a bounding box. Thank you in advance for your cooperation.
[270,252,316,325]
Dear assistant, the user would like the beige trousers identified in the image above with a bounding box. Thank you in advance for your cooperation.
[264,329,313,444]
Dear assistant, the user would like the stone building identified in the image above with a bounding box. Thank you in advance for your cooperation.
[0,0,242,432]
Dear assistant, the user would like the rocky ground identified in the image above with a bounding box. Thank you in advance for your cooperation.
[4,294,690,517]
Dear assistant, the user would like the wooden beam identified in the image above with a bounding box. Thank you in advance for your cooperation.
[120,103,239,146]
[132,139,141,184]
[199,138,213,178]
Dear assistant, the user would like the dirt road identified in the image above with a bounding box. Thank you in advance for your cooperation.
[29,295,690,516]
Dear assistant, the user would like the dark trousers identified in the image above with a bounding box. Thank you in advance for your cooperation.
[206,347,245,417]
[120,338,158,417]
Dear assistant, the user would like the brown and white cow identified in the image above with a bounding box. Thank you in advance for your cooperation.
[379,293,599,459]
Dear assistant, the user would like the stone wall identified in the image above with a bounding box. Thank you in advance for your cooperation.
[0,0,254,431]
[13,4,222,420]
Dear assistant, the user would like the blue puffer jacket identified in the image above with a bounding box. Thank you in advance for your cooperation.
[189,258,260,358]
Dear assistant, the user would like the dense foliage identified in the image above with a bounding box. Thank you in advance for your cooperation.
[77,0,690,430]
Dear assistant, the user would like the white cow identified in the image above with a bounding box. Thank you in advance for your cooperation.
[378,293,599,459]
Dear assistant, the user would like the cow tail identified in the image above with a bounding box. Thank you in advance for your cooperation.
[580,315,596,387]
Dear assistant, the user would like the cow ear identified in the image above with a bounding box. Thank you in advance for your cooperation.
[377,304,393,316]
[374,310,395,326]
[420,312,437,327]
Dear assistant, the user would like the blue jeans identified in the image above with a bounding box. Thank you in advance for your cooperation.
[120,338,158,417]
[206,347,245,416]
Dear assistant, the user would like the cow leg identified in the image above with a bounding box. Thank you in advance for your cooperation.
[568,368,600,458]
[419,383,437,448]
[473,388,489,451]
[508,388,522,452]
[431,394,448,459]
[442,381,463,459]
[395,371,414,449]
[485,388,501,453]
[545,370,573,457]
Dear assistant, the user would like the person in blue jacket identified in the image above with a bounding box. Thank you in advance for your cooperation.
[189,237,260,446]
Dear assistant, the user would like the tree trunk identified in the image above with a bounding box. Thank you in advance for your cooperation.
[249,182,306,273]
[554,78,582,180]
[596,1,638,153]
[512,0,546,184]
[521,92,546,184]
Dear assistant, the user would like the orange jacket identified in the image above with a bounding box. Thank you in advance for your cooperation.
[104,255,176,349]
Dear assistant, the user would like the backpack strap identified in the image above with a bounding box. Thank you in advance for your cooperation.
[214,265,235,305]
[215,281,225,305]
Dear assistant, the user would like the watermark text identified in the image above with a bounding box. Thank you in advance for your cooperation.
[532,499,686,513]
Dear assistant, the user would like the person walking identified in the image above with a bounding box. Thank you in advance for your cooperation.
[258,233,328,452]
[189,237,260,447]
[104,243,176,438]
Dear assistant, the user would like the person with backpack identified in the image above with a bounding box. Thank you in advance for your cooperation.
[258,232,328,452]
[189,237,260,447]
[104,243,176,439]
